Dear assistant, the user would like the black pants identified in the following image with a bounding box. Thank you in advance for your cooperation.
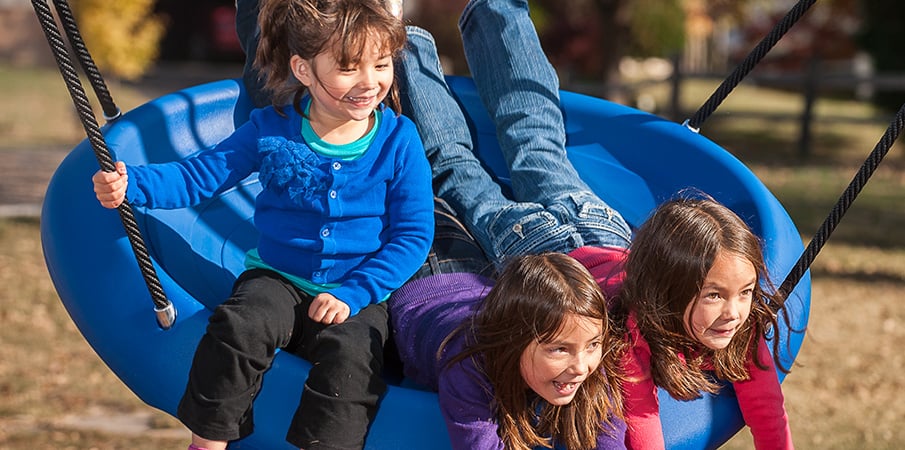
[177,269,388,449]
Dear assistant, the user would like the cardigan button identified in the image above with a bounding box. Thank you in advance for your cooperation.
[332,162,342,171]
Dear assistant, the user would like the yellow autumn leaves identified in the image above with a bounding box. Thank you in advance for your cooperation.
[72,0,164,80]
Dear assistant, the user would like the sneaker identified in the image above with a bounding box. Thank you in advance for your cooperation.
[385,0,403,19]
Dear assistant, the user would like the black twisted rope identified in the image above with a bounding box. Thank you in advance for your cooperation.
[31,0,174,328]
[31,1,111,168]
[778,103,905,298]
[49,0,119,120]
[685,0,817,131]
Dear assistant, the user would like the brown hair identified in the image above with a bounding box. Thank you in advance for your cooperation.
[254,0,406,114]
[452,253,624,450]
[617,194,788,400]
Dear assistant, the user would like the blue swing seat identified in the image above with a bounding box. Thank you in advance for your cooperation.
[41,76,810,449]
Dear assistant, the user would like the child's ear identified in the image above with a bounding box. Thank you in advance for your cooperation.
[290,55,312,87]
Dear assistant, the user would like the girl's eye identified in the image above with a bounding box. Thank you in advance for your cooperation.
[704,292,721,301]
[741,288,754,297]
[587,341,602,351]
[376,63,390,70]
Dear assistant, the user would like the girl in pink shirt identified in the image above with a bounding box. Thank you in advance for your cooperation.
[615,195,794,449]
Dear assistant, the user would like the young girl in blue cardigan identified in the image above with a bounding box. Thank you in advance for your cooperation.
[92,0,433,448]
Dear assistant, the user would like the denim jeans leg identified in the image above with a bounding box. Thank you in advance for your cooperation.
[458,0,593,207]
[459,0,632,249]
[398,27,531,262]
[236,0,268,108]
[401,25,609,262]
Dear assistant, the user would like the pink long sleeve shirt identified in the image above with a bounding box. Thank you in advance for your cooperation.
[620,315,793,449]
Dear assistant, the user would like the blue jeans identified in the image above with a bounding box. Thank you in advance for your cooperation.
[235,0,269,108]
[397,0,631,267]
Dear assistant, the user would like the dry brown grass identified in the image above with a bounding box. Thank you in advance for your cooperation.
[0,218,187,448]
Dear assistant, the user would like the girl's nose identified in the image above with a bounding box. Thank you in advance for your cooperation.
[359,68,378,87]
[723,298,741,320]
[567,352,592,376]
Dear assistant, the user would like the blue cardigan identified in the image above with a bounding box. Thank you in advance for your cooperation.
[125,100,434,315]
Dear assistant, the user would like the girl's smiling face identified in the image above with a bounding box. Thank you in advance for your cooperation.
[519,313,604,406]
[684,250,756,350]
[291,33,394,143]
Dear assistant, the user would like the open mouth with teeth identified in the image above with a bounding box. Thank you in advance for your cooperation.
[553,380,580,396]
[345,95,373,105]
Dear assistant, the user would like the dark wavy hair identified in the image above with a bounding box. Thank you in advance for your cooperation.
[616,193,789,401]
[254,0,406,114]
[451,253,625,450]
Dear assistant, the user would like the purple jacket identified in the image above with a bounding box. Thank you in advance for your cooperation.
[390,266,626,450]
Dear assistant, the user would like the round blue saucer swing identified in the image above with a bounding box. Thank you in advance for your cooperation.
[35,0,818,448]
[41,75,810,449]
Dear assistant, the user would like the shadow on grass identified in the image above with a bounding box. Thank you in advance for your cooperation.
[705,117,905,171]
[809,266,905,286]
[782,195,905,250]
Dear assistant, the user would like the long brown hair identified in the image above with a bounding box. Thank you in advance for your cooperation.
[254,0,406,114]
[617,194,788,401]
[452,253,624,450]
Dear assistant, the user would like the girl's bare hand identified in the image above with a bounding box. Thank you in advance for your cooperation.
[92,161,128,209]
[308,293,351,324]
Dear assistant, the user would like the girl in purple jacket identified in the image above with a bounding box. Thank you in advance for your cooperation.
[390,201,627,450]
[389,0,631,446]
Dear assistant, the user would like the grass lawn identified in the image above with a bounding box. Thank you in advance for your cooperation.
[0,65,164,151]
[1,64,904,448]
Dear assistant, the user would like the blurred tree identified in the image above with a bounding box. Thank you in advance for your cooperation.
[857,0,905,111]
[72,0,165,80]
[625,0,685,58]
[407,0,469,74]
[530,0,630,90]
[730,0,860,71]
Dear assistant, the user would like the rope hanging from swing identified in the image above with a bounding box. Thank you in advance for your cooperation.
[778,103,905,298]
[31,0,176,330]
